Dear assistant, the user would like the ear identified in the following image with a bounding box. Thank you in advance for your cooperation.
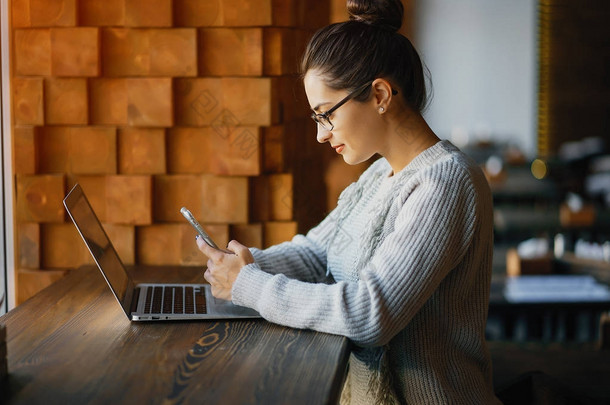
[371,78,394,113]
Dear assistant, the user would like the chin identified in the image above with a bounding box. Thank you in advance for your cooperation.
[342,151,372,166]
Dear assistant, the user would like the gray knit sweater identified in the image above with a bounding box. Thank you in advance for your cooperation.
[232,140,501,404]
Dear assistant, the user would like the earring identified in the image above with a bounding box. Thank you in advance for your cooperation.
[379,107,385,114]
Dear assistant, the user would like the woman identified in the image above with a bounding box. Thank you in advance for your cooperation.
[197,0,501,403]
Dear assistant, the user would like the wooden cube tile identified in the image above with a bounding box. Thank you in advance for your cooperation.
[51,27,99,76]
[268,173,293,221]
[102,28,195,76]
[101,28,150,76]
[127,78,173,127]
[271,0,298,26]
[175,0,295,27]
[167,127,260,176]
[198,28,263,76]
[174,78,222,126]
[221,78,275,126]
[166,128,207,174]
[89,78,128,125]
[18,222,40,269]
[206,127,261,176]
[264,221,297,248]
[223,0,272,26]
[17,269,69,306]
[153,175,203,222]
[125,0,172,27]
[79,0,125,26]
[41,223,92,269]
[36,127,71,173]
[249,175,270,222]
[12,0,77,28]
[44,78,88,125]
[173,0,224,26]
[137,225,189,265]
[149,29,197,76]
[16,175,65,223]
[105,176,153,225]
[297,0,330,29]
[175,77,282,127]
[72,175,152,224]
[275,76,305,123]
[71,176,108,220]
[263,28,298,76]
[137,224,228,265]
[201,175,248,224]
[13,126,37,174]
[12,0,31,28]
[69,127,117,174]
[37,127,117,174]
[118,128,166,174]
[14,29,51,76]
[263,125,285,173]
[13,77,44,125]
[104,224,136,265]
[230,223,263,249]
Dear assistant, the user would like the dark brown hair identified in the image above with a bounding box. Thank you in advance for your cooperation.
[301,0,429,113]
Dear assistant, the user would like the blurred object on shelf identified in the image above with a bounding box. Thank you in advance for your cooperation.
[504,143,527,166]
[554,233,565,258]
[530,158,547,180]
[559,193,595,228]
[506,242,553,277]
[517,237,550,259]
[574,239,610,263]
[483,155,506,185]
[586,154,610,209]
[558,137,606,163]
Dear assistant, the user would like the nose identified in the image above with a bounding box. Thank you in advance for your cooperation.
[316,124,332,144]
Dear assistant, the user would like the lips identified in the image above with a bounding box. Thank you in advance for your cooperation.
[332,144,345,153]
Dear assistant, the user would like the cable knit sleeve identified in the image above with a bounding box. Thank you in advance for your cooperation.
[246,159,387,283]
[232,158,481,347]
[246,206,339,283]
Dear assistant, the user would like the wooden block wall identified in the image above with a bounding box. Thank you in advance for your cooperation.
[10,0,330,304]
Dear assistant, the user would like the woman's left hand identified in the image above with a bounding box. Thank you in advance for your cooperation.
[196,238,254,301]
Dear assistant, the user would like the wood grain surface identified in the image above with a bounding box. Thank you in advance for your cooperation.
[0,266,350,404]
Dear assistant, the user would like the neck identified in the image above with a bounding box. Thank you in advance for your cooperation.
[381,109,440,175]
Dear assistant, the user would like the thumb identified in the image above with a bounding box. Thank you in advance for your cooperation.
[227,240,254,262]
[227,239,248,254]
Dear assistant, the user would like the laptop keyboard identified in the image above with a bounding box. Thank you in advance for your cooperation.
[142,286,207,315]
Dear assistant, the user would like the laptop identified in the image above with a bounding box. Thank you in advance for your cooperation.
[63,183,261,321]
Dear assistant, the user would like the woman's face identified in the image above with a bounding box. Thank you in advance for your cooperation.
[304,70,382,165]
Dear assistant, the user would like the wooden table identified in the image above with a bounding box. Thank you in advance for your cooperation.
[0,266,350,404]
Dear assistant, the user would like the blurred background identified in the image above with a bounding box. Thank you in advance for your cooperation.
[2,0,610,401]
[2,0,610,345]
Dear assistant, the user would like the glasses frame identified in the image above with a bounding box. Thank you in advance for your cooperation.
[310,81,374,131]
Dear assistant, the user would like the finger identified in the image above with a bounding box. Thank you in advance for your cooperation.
[204,268,217,285]
[227,240,248,256]
[227,240,254,263]
[196,236,224,261]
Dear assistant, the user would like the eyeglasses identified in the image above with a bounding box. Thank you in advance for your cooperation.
[310,81,374,131]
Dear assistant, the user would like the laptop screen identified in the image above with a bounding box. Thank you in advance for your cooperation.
[64,184,131,308]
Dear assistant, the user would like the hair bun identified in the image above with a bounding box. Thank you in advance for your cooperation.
[347,0,404,32]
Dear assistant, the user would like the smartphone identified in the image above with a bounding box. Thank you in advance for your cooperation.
[180,207,221,250]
